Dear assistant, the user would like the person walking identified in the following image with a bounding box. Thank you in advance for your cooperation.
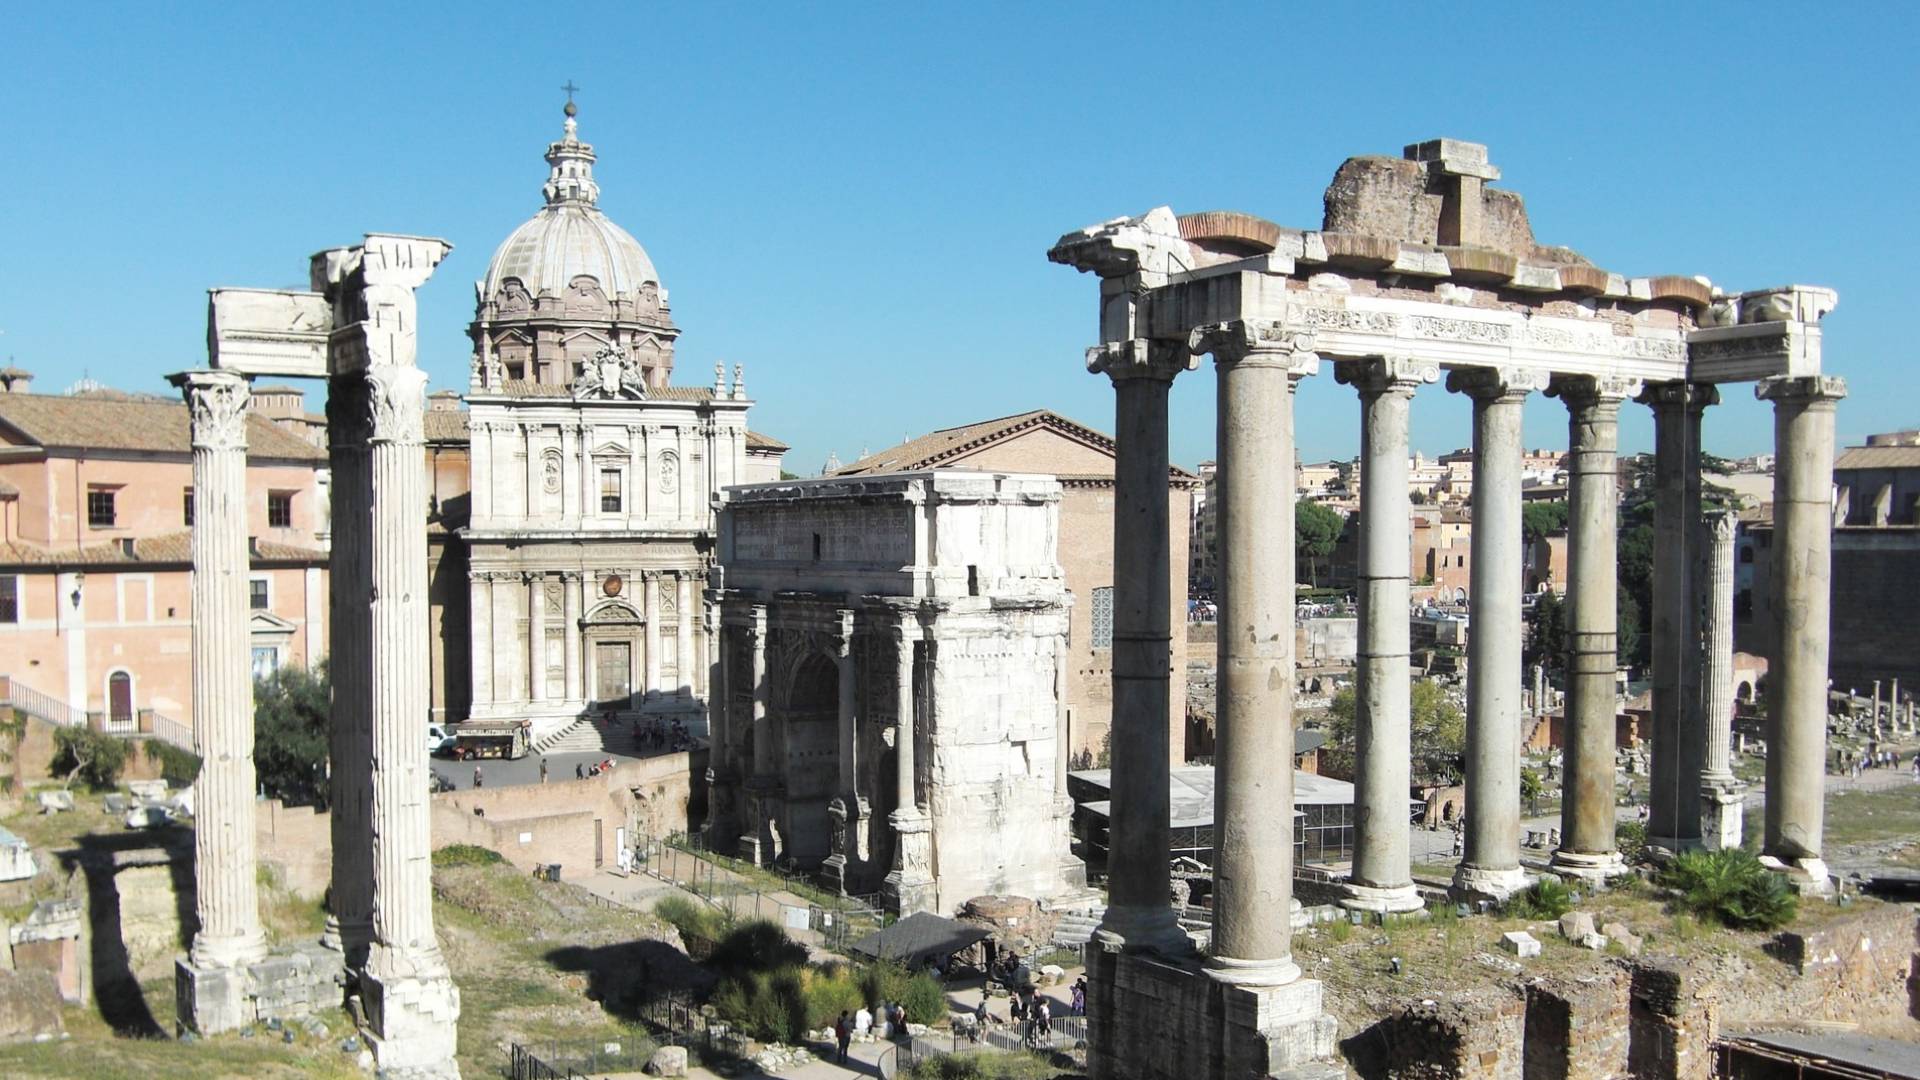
[472,765,484,789]
[576,762,585,780]
[834,1010,852,1064]
[540,757,549,784]
[1036,997,1052,1042]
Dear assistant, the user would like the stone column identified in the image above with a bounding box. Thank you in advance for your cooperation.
[523,423,539,519]
[1334,357,1434,913]
[323,369,376,973]
[1759,375,1846,893]
[643,572,661,702]
[468,574,493,709]
[560,424,580,519]
[824,612,858,894]
[1699,511,1746,850]
[1548,376,1639,880]
[1447,367,1544,900]
[1642,383,1716,852]
[677,573,695,696]
[562,573,582,702]
[527,573,547,703]
[883,623,936,914]
[738,607,774,863]
[172,371,268,1032]
[1190,321,1318,979]
[1086,338,1194,954]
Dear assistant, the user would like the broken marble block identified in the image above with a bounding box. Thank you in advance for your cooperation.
[1500,931,1541,958]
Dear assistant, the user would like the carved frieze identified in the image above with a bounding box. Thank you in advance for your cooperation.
[365,365,427,445]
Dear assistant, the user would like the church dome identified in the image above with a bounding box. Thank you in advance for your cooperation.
[479,105,661,307]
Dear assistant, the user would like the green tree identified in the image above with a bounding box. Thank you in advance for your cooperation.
[1295,501,1345,587]
[1524,591,1567,683]
[0,707,27,795]
[255,662,332,808]
[1326,679,1464,783]
[1521,500,1569,543]
[51,727,131,791]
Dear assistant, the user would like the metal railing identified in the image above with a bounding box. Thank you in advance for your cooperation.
[634,832,886,955]
[0,676,84,728]
[508,1038,650,1079]
[147,710,194,751]
[897,1012,1088,1072]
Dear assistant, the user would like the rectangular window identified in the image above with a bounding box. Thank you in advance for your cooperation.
[249,578,269,611]
[87,488,117,528]
[600,468,623,513]
[267,491,293,528]
[1090,585,1115,650]
[183,488,194,527]
[0,575,17,623]
[251,646,279,681]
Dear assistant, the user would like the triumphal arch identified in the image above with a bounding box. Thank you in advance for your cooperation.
[1050,138,1841,1080]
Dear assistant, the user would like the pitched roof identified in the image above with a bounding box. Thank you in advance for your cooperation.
[745,430,788,452]
[832,409,1196,481]
[423,410,470,443]
[0,393,326,462]
[1837,446,1920,470]
[0,531,326,568]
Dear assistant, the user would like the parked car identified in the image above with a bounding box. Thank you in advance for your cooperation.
[427,724,456,757]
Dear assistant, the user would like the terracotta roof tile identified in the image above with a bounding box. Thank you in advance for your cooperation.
[423,411,470,443]
[0,393,326,462]
[832,409,1196,481]
[0,530,325,568]
[1836,446,1920,470]
[746,430,788,451]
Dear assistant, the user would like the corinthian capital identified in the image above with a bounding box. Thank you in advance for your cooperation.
[1048,207,1190,279]
[1188,320,1320,376]
[1445,365,1548,403]
[1085,338,1196,384]
[364,365,428,445]
[172,370,252,452]
[1756,374,1847,406]
[1637,380,1721,413]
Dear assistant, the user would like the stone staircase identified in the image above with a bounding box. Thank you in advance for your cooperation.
[533,716,645,757]
[1051,905,1105,947]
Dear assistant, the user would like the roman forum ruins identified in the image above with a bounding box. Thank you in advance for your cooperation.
[1050,138,1841,1080]
[176,235,462,1076]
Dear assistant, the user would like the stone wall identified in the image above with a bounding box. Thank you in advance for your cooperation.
[1087,947,1335,1080]
[256,799,333,900]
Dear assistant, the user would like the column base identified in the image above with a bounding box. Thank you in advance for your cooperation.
[883,808,936,915]
[1759,854,1833,897]
[1450,864,1529,902]
[1700,781,1748,852]
[1646,834,1707,856]
[176,958,251,1036]
[820,854,852,896]
[176,944,348,1036]
[320,915,371,971]
[1549,849,1630,883]
[1093,903,1195,958]
[362,950,462,1079]
[190,928,269,972]
[1338,881,1424,914]
[1205,953,1301,987]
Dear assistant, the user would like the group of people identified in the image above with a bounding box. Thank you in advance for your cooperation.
[832,1001,908,1064]
[633,716,695,754]
[1840,745,1914,779]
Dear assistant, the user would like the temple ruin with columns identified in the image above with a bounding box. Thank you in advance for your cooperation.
[1050,137,1842,1080]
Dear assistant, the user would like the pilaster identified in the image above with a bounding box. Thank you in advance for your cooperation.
[883,623,936,915]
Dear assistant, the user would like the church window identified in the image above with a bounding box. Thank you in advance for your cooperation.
[1090,586,1115,650]
[87,487,117,528]
[0,575,17,623]
[268,491,294,528]
[600,468,623,513]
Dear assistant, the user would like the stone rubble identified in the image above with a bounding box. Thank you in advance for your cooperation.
[1499,931,1541,958]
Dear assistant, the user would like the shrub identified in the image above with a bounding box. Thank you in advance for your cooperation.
[708,919,808,978]
[907,1051,1060,1080]
[431,844,505,868]
[143,740,202,787]
[800,964,867,1030]
[655,894,728,942]
[1504,876,1574,920]
[1657,848,1797,930]
[713,966,811,1044]
[51,727,131,790]
[858,961,911,1009]
[901,972,947,1025]
[1616,820,1648,864]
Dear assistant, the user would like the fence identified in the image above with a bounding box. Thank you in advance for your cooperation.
[508,1037,651,1079]
[896,1013,1089,1073]
[0,676,84,728]
[633,832,886,955]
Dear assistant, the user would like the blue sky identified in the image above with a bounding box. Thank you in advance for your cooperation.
[3,4,1915,473]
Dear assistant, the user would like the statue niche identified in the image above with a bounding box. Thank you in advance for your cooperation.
[566,275,611,317]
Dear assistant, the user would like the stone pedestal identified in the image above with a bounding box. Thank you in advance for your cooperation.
[882,808,937,915]
[1701,782,1747,852]
[177,943,348,1037]
[822,797,855,895]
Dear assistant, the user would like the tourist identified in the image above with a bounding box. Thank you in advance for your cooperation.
[576,762,585,780]
[1036,997,1052,1039]
[539,757,549,784]
[1009,992,1025,1023]
[472,765,484,789]
[834,1011,851,1064]
[1071,978,1086,1015]
[854,1003,872,1037]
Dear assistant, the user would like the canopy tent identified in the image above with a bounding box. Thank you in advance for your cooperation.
[848,911,991,969]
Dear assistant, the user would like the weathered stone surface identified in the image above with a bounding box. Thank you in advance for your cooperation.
[1603,921,1644,956]
[0,970,64,1044]
[35,791,72,814]
[1558,910,1596,942]
[645,1044,688,1076]
[1500,931,1541,958]
[1578,931,1609,951]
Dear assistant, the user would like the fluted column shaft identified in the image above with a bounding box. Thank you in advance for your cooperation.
[893,632,917,813]
[1338,358,1432,912]
[1195,320,1314,983]
[528,573,547,702]
[364,364,443,972]
[1550,377,1637,876]
[748,609,771,775]
[1760,375,1846,886]
[1087,339,1193,953]
[644,572,662,699]
[176,371,268,969]
[1449,368,1543,898]
[836,626,858,798]
[677,574,695,695]
[1701,513,1737,782]
[1644,383,1715,851]
[468,575,493,708]
[326,373,375,962]
[563,574,582,702]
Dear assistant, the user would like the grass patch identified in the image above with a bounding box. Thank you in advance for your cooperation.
[430,843,505,868]
[907,1050,1062,1080]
